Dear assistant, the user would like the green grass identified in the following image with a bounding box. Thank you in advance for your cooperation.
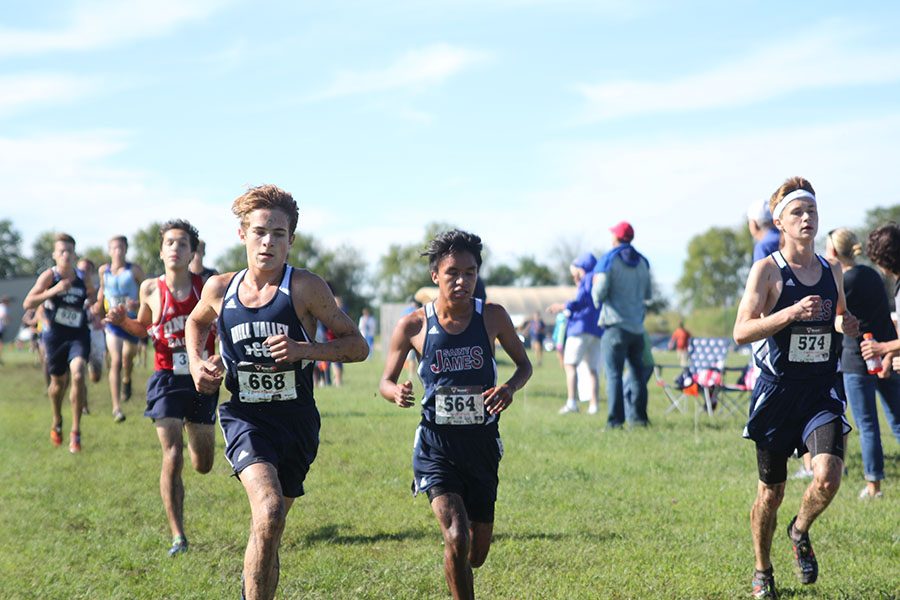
[0,348,898,599]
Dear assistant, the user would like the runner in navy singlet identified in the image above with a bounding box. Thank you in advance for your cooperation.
[185,185,368,600]
[733,177,859,598]
[23,233,96,453]
[105,220,218,557]
[380,230,532,600]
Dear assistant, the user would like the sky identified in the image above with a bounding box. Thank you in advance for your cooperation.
[2,0,900,299]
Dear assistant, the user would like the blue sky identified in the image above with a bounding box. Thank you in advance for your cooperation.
[3,1,900,297]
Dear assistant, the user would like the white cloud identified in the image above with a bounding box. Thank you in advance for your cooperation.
[0,73,98,117]
[0,132,235,262]
[507,114,900,296]
[309,43,489,101]
[0,0,231,57]
[576,23,900,121]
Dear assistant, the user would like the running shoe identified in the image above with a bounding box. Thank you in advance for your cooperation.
[168,536,188,557]
[50,426,63,447]
[790,467,813,480]
[859,486,884,499]
[558,399,579,414]
[787,516,818,584]
[123,380,132,402]
[751,568,777,599]
[113,409,126,423]
[69,431,81,454]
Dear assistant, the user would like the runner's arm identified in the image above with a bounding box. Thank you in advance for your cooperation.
[93,264,108,316]
[484,304,533,415]
[104,278,155,339]
[733,260,813,345]
[830,263,859,338]
[23,270,65,309]
[186,274,227,394]
[267,271,368,364]
[378,312,421,408]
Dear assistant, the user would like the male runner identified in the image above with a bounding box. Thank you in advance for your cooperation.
[185,185,368,600]
[380,229,532,600]
[23,233,94,453]
[106,220,218,556]
[96,235,145,422]
[733,177,858,598]
[189,238,219,279]
[77,258,105,386]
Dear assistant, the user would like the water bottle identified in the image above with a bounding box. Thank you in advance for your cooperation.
[863,333,882,374]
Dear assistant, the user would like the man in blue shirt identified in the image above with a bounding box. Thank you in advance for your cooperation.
[748,199,780,263]
[592,221,651,428]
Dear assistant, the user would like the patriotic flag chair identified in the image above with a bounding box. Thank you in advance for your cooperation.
[654,337,750,419]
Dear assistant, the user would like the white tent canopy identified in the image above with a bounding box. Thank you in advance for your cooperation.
[414,285,577,325]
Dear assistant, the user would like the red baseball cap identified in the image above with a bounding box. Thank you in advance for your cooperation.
[610,221,634,242]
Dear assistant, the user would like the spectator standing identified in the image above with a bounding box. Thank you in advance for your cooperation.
[358,307,377,358]
[592,221,651,428]
[668,321,691,367]
[548,253,603,415]
[526,312,546,367]
[748,199,781,262]
[843,224,900,499]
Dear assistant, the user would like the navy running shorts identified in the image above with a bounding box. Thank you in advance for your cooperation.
[412,422,503,523]
[44,330,90,376]
[218,401,320,498]
[744,374,850,455]
[144,370,218,424]
[105,323,139,344]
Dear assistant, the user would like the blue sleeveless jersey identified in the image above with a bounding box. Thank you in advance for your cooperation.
[752,252,840,381]
[43,267,90,337]
[103,262,140,317]
[417,299,498,430]
[217,265,316,407]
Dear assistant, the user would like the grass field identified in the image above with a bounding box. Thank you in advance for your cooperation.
[0,346,898,599]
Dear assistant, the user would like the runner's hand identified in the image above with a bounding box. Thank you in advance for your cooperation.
[103,304,127,326]
[792,295,821,321]
[265,334,304,363]
[51,278,72,296]
[392,380,415,408]
[191,355,224,395]
[484,384,514,415]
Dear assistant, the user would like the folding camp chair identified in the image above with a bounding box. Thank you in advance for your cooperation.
[654,337,739,418]
[716,355,758,416]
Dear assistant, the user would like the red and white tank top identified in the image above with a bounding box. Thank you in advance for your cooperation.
[149,274,216,373]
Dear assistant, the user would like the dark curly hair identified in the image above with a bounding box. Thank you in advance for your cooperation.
[866,223,900,275]
[159,219,200,252]
[422,229,483,272]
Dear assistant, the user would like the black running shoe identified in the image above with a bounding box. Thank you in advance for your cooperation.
[787,516,818,584]
[751,568,777,599]
[123,380,132,402]
[168,536,188,557]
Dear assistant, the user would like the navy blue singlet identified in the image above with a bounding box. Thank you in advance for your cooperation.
[44,267,89,337]
[417,299,498,430]
[752,251,840,381]
[217,265,315,406]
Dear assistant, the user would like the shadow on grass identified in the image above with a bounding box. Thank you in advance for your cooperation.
[298,524,428,546]
[493,530,624,543]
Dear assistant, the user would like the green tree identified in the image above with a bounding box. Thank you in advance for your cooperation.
[375,222,458,303]
[862,205,900,234]
[26,231,58,274]
[215,233,371,318]
[677,225,753,310]
[483,264,517,286]
[130,222,164,277]
[514,256,556,286]
[0,219,25,278]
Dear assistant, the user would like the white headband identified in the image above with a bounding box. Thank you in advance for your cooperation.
[772,189,816,220]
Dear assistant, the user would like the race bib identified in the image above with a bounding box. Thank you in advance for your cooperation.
[172,351,190,375]
[54,307,83,328]
[435,386,485,425]
[237,361,297,403]
[788,325,831,363]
